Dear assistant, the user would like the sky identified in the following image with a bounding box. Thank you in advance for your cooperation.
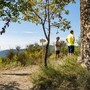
[0,0,80,50]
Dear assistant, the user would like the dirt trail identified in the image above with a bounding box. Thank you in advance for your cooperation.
[0,66,38,90]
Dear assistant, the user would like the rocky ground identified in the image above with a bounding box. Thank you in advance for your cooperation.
[0,66,38,90]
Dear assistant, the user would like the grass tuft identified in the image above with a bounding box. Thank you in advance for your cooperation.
[31,55,90,90]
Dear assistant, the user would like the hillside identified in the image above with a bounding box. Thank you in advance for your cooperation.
[0,49,24,57]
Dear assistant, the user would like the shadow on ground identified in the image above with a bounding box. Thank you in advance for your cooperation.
[0,81,20,90]
[2,73,31,76]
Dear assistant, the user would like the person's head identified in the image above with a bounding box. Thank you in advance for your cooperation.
[56,37,60,41]
[70,30,74,34]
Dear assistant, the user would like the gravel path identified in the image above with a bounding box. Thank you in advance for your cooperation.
[0,66,38,90]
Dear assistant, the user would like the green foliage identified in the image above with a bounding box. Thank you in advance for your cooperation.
[31,65,63,90]
[0,0,75,28]
[1,44,42,67]
[31,55,90,90]
[74,46,80,56]
[0,57,2,63]
[6,49,15,60]
[60,43,68,56]
[25,44,42,64]
[0,0,20,21]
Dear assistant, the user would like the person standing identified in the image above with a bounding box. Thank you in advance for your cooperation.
[55,37,61,59]
[66,30,75,56]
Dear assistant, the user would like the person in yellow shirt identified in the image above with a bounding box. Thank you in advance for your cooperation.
[66,30,75,56]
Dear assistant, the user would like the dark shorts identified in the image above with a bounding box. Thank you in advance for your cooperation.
[68,46,74,53]
[56,50,60,54]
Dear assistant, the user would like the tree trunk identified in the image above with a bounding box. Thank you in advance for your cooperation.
[42,0,50,67]
[43,40,49,67]
[80,0,90,69]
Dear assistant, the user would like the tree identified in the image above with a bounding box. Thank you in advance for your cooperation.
[0,0,20,34]
[6,49,15,60]
[80,0,90,69]
[0,0,75,67]
[16,46,21,55]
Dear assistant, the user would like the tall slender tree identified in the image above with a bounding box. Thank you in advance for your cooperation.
[80,0,90,69]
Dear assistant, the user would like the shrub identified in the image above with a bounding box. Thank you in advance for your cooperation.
[74,46,80,56]
[60,45,68,55]
[6,49,15,60]
[1,44,42,67]
[31,55,90,90]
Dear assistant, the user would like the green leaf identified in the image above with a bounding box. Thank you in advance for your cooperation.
[18,21,21,24]
[65,10,69,15]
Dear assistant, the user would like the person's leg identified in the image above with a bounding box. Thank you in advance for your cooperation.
[68,46,73,57]
[56,51,58,59]
[70,46,74,56]
[72,46,74,53]
[56,50,60,59]
[68,46,71,56]
[57,51,60,58]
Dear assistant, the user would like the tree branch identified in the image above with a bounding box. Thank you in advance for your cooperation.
[42,23,48,40]
[43,0,47,24]
[31,9,43,22]
[47,0,51,42]
[50,7,60,18]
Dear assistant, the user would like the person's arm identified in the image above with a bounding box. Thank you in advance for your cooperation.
[73,36,75,43]
[66,38,68,43]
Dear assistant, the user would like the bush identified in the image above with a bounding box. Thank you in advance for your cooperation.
[1,44,42,67]
[74,46,80,56]
[31,55,90,90]
[60,45,68,55]
[31,65,63,90]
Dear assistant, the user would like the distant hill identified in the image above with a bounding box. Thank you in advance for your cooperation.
[0,50,8,57]
[0,45,55,57]
[0,49,24,57]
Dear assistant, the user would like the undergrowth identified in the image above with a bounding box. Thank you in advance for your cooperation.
[31,55,90,90]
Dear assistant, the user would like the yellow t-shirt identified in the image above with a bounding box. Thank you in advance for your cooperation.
[66,34,75,46]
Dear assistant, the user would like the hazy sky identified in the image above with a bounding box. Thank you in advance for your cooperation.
[0,0,80,50]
